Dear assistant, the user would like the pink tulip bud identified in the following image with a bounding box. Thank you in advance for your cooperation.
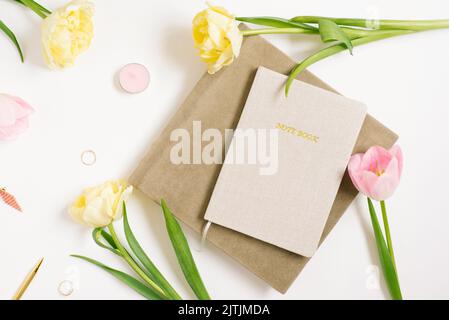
[0,94,34,141]
[348,145,403,201]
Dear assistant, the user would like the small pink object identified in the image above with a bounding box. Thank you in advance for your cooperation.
[0,94,34,141]
[348,145,403,201]
[118,63,150,94]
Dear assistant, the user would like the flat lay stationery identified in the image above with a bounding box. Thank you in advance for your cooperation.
[204,67,367,257]
[3,0,449,302]
[129,28,398,293]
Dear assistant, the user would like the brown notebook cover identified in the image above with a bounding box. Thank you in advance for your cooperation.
[129,28,398,293]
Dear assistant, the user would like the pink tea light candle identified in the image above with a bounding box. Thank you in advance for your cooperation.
[118,63,150,94]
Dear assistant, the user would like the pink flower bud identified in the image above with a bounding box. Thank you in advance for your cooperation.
[348,145,403,201]
[0,94,34,141]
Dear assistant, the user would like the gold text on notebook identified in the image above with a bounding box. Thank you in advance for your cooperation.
[276,123,319,143]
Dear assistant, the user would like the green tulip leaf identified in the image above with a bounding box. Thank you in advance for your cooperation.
[92,226,160,288]
[92,228,121,256]
[14,0,51,15]
[161,199,211,300]
[71,254,163,300]
[123,203,182,300]
[0,20,24,62]
[100,229,118,249]
[367,198,403,300]
[285,42,346,96]
[318,19,353,54]
[19,0,49,18]
[285,33,403,96]
[236,16,317,32]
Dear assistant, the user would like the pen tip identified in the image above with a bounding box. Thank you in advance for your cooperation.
[35,258,44,271]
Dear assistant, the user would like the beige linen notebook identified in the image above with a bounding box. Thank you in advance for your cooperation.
[204,67,367,257]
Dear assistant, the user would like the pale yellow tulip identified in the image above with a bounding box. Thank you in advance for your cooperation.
[193,6,242,74]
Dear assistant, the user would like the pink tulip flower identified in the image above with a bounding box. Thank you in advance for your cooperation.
[0,94,34,141]
[348,145,403,201]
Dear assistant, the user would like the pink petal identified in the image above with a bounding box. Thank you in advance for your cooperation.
[0,95,33,140]
[360,170,380,198]
[348,153,363,172]
[383,156,401,183]
[0,96,18,126]
[360,146,392,173]
[7,95,34,118]
[370,170,400,201]
[12,117,29,133]
[0,117,29,140]
[389,145,403,177]
[348,154,364,191]
[0,129,18,141]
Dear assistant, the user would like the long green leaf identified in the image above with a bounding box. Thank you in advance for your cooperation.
[285,42,347,96]
[236,16,317,32]
[318,19,353,54]
[100,229,118,249]
[93,227,151,272]
[123,203,182,300]
[367,198,402,300]
[71,254,163,300]
[284,30,413,96]
[94,226,163,289]
[14,0,51,15]
[0,20,24,62]
[161,199,211,300]
[20,0,48,18]
[92,228,121,256]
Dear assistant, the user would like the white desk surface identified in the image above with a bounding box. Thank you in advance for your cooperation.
[1,0,448,299]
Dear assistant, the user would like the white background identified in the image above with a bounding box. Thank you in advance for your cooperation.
[0,0,448,300]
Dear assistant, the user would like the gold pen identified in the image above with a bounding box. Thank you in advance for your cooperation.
[12,258,44,300]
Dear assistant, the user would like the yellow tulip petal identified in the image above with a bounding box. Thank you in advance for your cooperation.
[226,24,242,57]
[82,199,112,227]
[192,5,243,74]
[68,180,133,228]
[41,0,94,69]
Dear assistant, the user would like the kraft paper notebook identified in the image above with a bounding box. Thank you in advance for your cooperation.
[129,25,398,293]
[204,67,367,257]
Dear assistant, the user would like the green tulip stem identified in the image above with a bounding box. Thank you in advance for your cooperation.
[367,198,402,299]
[380,201,397,270]
[291,16,449,31]
[107,223,167,299]
[241,26,413,40]
[241,28,315,36]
